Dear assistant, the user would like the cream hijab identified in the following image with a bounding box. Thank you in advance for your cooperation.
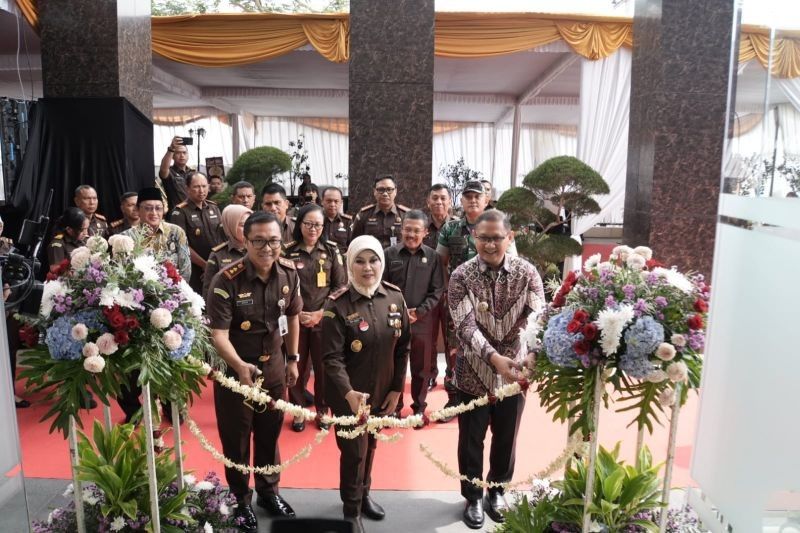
[346,235,385,298]
[220,204,252,249]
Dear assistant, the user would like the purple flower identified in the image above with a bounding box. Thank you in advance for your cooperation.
[633,298,648,317]
[688,330,705,351]
[83,288,102,305]
[654,296,668,308]
[131,289,144,304]
[587,287,600,300]
[604,294,617,308]
[160,299,179,312]
[622,284,636,301]
[646,272,660,285]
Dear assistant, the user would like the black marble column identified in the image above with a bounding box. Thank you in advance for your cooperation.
[348,0,434,212]
[40,0,152,117]
[623,0,736,276]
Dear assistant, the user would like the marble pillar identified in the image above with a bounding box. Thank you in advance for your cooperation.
[40,0,152,117]
[348,0,434,211]
[623,0,736,276]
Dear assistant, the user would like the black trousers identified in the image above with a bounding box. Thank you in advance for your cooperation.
[116,371,174,422]
[288,324,326,413]
[402,312,437,412]
[334,428,377,517]
[214,375,285,504]
[457,389,526,501]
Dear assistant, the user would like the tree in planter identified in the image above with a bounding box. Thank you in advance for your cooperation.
[287,134,311,197]
[217,146,292,205]
[496,156,609,279]
[438,157,484,199]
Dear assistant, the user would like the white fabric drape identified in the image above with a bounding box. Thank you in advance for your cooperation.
[777,77,800,113]
[153,116,234,174]
[519,126,578,172]
[432,122,496,188]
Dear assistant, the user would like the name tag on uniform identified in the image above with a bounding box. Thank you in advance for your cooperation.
[209,213,218,218]
[390,260,402,266]
[336,227,347,232]
[366,218,377,225]
[191,214,199,219]
[278,315,288,336]
[390,236,398,246]
[236,299,254,307]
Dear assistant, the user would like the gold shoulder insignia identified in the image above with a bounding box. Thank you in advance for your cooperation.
[94,213,107,221]
[323,310,337,319]
[50,241,63,248]
[397,204,410,212]
[53,233,64,240]
[207,199,217,205]
[176,201,188,208]
[328,286,348,300]
[222,262,245,280]
[340,213,353,220]
[213,287,230,299]
[284,240,297,249]
[110,219,123,228]
[278,257,296,269]
[382,280,402,292]
[359,204,375,212]
[211,242,227,252]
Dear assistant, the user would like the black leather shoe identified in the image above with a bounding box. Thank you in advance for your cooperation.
[15,399,30,408]
[302,389,315,406]
[346,515,365,533]
[361,496,385,520]
[317,420,331,431]
[291,418,305,432]
[437,398,459,423]
[484,490,506,523]
[463,498,484,529]
[257,494,296,517]
[234,503,258,533]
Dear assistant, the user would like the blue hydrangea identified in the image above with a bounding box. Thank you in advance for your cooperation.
[45,315,84,360]
[73,309,105,332]
[619,352,656,378]
[169,327,195,360]
[623,316,664,358]
[542,310,582,368]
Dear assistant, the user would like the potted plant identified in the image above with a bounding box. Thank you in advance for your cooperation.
[223,146,292,201]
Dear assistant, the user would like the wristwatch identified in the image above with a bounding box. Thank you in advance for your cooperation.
[167,146,174,152]
[286,354,300,363]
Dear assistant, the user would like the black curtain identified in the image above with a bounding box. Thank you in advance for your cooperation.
[5,97,153,263]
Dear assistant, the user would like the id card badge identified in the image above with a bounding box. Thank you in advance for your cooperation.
[390,236,398,247]
[317,271,327,288]
[278,315,289,336]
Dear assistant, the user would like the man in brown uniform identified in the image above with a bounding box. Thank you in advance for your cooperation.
[159,135,193,210]
[321,186,352,256]
[206,211,302,532]
[108,192,140,236]
[169,171,225,294]
[74,185,108,238]
[231,181,257,210]
[383,210,444,417]
[261,183,295,244]
[350,175,409,249]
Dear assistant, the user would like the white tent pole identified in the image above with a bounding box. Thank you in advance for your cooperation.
[510,103,521,187]
[231,113,241,162]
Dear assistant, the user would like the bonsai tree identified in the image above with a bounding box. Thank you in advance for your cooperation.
[224,146,292,199]
[497,156,609,278]
[438,157,483,199]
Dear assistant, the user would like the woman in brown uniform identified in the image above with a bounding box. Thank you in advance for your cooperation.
[285,204,347,431]
[202,204,252,299]
[47,207,89,269]
[322,235,410,532]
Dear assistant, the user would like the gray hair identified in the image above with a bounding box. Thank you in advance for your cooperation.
[475,209,511,231]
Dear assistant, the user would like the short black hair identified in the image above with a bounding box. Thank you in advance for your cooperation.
[120,191,138,202]
[209,174,223,182]
[185,171,208,187]
[322,186,343,199]
[74,184,95,197]
[232,181,255,195]
[403,209,428,226]
[261,182,288,200]
[299,182,319,196]
[373,174,396,187]
[59,207,87,232]
[475,209,511,231]
[428,183,450,197]
[243,211,280,240]
[292,203,324,242]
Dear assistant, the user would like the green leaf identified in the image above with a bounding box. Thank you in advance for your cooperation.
[602,468,626,502]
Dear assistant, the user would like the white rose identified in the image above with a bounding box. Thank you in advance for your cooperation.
[86,235,108,254]
[670,334,687,348]
[626,253,647,271]
[71,323,89,341]
[82,342,100,358]
[632,246,653,260]
[195,480,214,491]
[219,502,230,516]
[163,330,183,351]
[611,245,633,262]
[658,387,676,407]
[597,261,615,274]
[62,483,74,498]
[666,361,688,383]
[96,333,119,355]
[83,355,106,373]
[150,308,172,329]
[655,342,677,361]
[645,369,668,383]
[583,253,602,272]
[70,247,92,270]
[203,522,214,533]
[108,235,134,255]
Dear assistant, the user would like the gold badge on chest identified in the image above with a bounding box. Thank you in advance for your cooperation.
[351,340,363,352]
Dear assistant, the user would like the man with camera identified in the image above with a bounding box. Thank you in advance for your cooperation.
[159,135,194,211]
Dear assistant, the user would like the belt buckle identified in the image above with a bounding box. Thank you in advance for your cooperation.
[258,354,271,362]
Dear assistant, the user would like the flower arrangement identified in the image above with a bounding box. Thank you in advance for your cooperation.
[530,245,709,435]
[31,422,241,533]
[19,234,211,436]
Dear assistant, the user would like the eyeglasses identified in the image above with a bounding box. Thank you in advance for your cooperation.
[248,238,283,250]
[401,228,424,235]
[301,222,323,230]
[375,187,396,195]
[141,205,164,213]
[475,235,508,244]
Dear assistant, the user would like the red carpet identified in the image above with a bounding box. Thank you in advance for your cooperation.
[16,378,698,490]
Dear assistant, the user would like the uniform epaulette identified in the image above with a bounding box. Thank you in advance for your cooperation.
[340,213,353,220]
[290,217,297,222]
[207,199,217,205]
[359,204,375,212]
[284,240,297,249]
[1,236,12,244]
[211,242,227,252]
[110,219,124,228]
[176,201,188,208]
[222,261,246,280]
[328,286,349,300]
[94,213,106,221]
[397,204,410,212]
[278,257,296,269]
[53,233,64,240]
[382,280,402,292]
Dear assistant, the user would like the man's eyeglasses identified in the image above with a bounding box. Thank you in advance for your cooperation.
[141,205,164,213]
[248,238,283,250]
[375,187,396,195]
[301,222,324,230]
[474,235,508,245]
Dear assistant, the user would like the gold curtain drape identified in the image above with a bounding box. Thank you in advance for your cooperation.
[13,0,800,77]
